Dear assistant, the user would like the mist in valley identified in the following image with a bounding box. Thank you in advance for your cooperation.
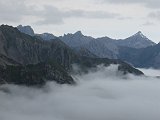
[0,65,160,120]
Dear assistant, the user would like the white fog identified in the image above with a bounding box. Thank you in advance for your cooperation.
[0,65,160,120]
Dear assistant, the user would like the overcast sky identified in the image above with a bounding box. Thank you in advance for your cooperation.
[0,0,160,43]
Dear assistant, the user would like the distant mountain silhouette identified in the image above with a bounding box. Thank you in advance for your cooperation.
[60,30,156,59]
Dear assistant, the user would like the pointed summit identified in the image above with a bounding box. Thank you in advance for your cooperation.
[74,31,83,36]
[133,31,147,38]
[137,31,142,34]
[17,25,34,36]
[121,31,156,48]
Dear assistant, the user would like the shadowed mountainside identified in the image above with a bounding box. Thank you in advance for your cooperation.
[0,25,143,86]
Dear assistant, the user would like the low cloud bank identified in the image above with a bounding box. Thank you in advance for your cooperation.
[0,65,160,120]
[139,68,160,76]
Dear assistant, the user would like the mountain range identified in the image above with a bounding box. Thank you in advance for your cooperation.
[17,25,159,69]
[59,31,160,68]
[60,31,156,58]
[0,25,143,86]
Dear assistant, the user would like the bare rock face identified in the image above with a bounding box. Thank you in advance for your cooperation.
[0,25,144,86]
[118,43,160,69]
[36,33,56,41]
[17,25,35,36]
[59,31,156,59]
[0,54,20,66]
[0,62,74,86]
[0,25,76,69]
[0,25,76,85]
[115,31,155,49]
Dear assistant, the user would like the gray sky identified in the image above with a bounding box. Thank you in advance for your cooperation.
[0,0,160,43]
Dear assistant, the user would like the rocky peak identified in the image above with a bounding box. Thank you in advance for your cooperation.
[36,33,56,40]
[74,31,83,36]
[17,25,35,36]
[132,31,147,39]
[0,25,145,86]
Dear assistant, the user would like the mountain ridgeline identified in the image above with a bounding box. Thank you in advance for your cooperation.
[118,43,160,69]
[17,25,160,69]
[0,25,144,86]
[59,30,159,68]
[60,31,156,59]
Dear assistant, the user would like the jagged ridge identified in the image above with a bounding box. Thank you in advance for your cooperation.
[0,25,144,86]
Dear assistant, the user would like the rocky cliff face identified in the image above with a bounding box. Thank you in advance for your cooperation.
[0,62,74,86]
[0,25,76,69]
[0,25,76,85]
[118,43,160,69]
[59,31,156,59]
[0,25,144,86]
[0,54,20,66]
[116,31,155,48]
[59,31,94,48]
[17,25,35,36]
[36,33,56,41]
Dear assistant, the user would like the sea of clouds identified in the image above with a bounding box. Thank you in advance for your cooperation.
[0,65,160,120]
